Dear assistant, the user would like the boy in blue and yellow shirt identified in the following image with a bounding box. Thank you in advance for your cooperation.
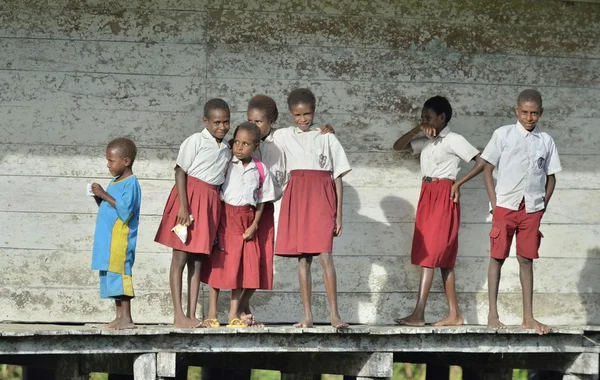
[91,137,142,330]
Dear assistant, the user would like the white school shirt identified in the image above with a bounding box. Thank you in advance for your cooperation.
[175,128,231,185]
[410,127,480,180]
[253,130,287,201]
[272,126,352,179]
[481,121,562,213]
[221,157,277,207]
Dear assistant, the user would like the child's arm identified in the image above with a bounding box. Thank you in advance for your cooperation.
[94,195,103,207]
[334,176,343,237]
[451,155,486,202]
[174,166,191,226]
[91,183,117,209]
[544,175,556,210]
[483,161,497,215]
[393,124,436,151]
[243,203,264,241]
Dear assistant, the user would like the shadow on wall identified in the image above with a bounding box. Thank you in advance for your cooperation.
[579,247,600,325]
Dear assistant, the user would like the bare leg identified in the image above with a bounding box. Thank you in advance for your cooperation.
[229,289,243,323]
[319,253,348,328]
[394,267,434,326]
[239,289,261,326]
[170,249,201,328]
[517,255,551,335]
[206,286,220,320]
[432,268,464,326]
[487,258,506,329]
[105,300,122,328]
[109,297,135,330]
[186,254,203,324]
[294,255,314,328]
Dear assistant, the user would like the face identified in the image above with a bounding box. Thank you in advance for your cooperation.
[515,101,543,131]
[106,147,130,177]
[232,129,259,161]
[290,103,314,131]
[247,108,272,138]
[203,108,231,140]
[421,107,446,130]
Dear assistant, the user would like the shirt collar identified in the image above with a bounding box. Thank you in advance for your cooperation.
[262,129,275,143]
[516,121,538,137]
[294,126,319,134]
[201,128,229,148]
[438,127,451,138]
[231,156,256,170]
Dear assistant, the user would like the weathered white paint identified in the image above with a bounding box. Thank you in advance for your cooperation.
[0,0,598,326]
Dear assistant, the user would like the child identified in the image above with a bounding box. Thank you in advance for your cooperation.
[273,88,351,329]
[392,96,484,326]
[200,122,276,328]
[154,99,231,328]
[91,137,141,330]
[481,89,561,335]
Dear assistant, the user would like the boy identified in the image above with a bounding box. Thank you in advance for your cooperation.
[481,89,561,335]
[91,137,142,330]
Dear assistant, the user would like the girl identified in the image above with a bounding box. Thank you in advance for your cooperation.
[392,96,485,326]
[200,122,276,328]
[273,88,351,329]
[154,99,231,328]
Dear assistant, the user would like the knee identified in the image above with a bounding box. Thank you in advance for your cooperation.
[516,255,532,266]
[171,250,188,268]
[319,253,334,267]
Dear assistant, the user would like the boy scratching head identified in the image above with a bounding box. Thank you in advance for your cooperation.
[287,88,316,132]
[106,137,137,178]
[203,98,231,141]
[515,89,543,131]
[422,96,452,133]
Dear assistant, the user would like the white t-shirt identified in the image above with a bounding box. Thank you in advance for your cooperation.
[481,121,562,213]
[411,127,480,180]
[176,128,231,185]
[221,157,276,207]
[273,126,351,179]
[253,130,287,201]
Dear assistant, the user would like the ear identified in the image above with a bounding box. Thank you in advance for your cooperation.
[514,105,520,117]
[124,157,132,167]
[439,113,447,123]
[202,116,209,125]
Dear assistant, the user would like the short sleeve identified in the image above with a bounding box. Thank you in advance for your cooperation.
[115,179,141,223]
[450,134,480,163]
[257,166,277,204]
[176,133,203,173]
[410,137,427,155]
[545,138,562,175]
[328,134,351,179]
[481,130,503,167]
[272,128,288,151]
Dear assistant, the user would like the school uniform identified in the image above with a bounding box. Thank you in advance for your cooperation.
[154,128,231,254]
[252,130,287,290]
[91,175,142,299]
[200,157,276,290]
[481,121,561,260]
[410,127,479,268]
[273,126,351,256]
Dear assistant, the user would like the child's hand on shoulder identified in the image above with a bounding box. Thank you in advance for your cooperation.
[91,183,106,198]
[320,124,335,135]
[418,123,437,138]
[243,224,258,241]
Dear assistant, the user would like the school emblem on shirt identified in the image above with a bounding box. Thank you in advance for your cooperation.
[319,154,327,168]
[275,170,285,186]
[253,188,259,202]
[537,157,545,169]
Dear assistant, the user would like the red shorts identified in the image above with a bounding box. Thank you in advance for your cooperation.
[489,202,544,260]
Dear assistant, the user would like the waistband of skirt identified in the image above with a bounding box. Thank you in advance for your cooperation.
[290,170,332,178]
[422,176,454,183]
[187,175,220,191]
[223,203,255,213]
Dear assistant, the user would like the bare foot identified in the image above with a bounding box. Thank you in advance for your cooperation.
[104,318,120,329]
[293,318,314,328]
[393,313,425,326]
[487,316,506,330]
[522,319,552,335]
[107,318,135,330]
[174,315,202,328]
[432,314,464,327]
[331,317,349,329]
[241,313,256,325]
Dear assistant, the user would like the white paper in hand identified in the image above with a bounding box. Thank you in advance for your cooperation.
[87,183,94,196]
[171,215,194,244]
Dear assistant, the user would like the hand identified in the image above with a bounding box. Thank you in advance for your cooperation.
[91,183,106,198]
[176,205,191,226]
[334,216,343,237]
[490,200,497,216]
[243,224,258,241]
[320,124,335,135]
[450,183,460,203]
[418,123,437,138]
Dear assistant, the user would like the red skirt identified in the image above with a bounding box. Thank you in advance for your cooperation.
[257,202,275,290]
[200,204,260,290]
[275,170,336,256]
[154,176,221,255]
[411,180,460,269]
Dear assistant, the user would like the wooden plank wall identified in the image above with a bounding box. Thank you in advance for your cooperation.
[0,0,599,326]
